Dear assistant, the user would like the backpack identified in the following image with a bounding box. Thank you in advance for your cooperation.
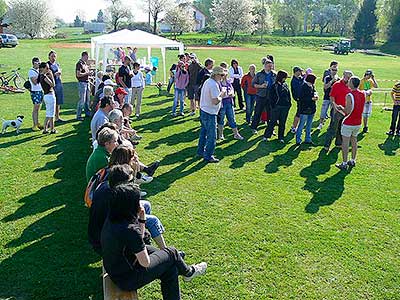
[84,168,109,208]
[24,68,38,91]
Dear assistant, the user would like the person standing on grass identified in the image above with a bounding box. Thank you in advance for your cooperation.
[336,76,369,170]
[263,70,291,143]
[172,62,189,117]
[290,66,304,133]
[386,81,400,136]
[187,54,202,116]
[229,59,244,110]
[29,57,44,131]
[196,58,214,90]
[317,65,340,130]
[241,64,257,124]
[39,62,57,134]
[197,66,227,163]
[359,69,378,133]
[295,73,318,146]
[250,57,276,134]
[324,70,353,151]
[75,51,92,121]
[118,56,133,103]
[131,62,145,117]
[47,50,65,123]
[322,61,339,84]
[217,68,244,141]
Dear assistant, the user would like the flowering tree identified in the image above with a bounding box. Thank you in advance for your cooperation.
[164,4,195,39]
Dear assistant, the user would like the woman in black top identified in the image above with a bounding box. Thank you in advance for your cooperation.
[101,183,207,300]
[263,70,291,142]
[295,73,318,145]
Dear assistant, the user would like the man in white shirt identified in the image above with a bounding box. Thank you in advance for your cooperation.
[131,62,145,117]
[29,57,44,131]
[197,66,227,163]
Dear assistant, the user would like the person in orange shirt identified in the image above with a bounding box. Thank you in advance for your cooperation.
[359,69,378,133]
[241,64,257,124]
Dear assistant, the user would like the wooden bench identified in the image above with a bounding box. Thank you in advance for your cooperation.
[103,266,138,300]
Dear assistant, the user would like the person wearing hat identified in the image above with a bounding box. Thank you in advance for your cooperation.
[290,66,304,133]
[197,66,227,163]
[250,57,277,134]
[317,64,340,130]
[359,69,378,133]
[144,66,152,86]
[114,87,128,108]
[296,73,318,146]
[29,57,44,131]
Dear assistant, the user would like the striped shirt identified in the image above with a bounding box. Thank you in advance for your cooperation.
[392,82,400,105]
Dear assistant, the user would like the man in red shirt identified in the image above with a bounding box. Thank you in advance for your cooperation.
[324,70,353,151]
[336,76,370,170]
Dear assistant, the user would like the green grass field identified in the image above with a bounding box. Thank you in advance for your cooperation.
[0,38,399,300]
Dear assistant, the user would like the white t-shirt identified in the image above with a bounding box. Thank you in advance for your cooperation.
[28,68,42,92]
[200,78,221,115]
[131,71,145,88]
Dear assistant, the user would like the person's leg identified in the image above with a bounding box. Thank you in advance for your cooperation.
[396,106,400,132]
[351,135,358,161]
[319,100,330,127]
[32,103,40,127]
[146,214,166,249]
[305,114,314,143]
[136,88,143,116]
[197,110,207,156]
[324,111,339,148]
[172,89,179,115]
[217,107,226,140]
[335,114,344,146]
[296,114,307,144]
[278,107,290,140]
[76,82,85,119]
[251,96,265,131]
[179,89,185,114]
[389,105,398,132]
[225,102,237,129]
[204,113,217,160]
[244,93,251,123]
[84,82,91,117]
[263,107,278,138]
[235,84,244,109]
[291,103,300,131]
[341,135,350,163]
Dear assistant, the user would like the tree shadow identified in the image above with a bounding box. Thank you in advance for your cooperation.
[0,122,102,300]
[378,136,399,156]
[300,148,350,213]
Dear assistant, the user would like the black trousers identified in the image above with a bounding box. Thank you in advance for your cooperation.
[251,95,270,130]
[120,246,191,300]
[390,105,400,132]
[264,106,290,139]
[233,80,244,109]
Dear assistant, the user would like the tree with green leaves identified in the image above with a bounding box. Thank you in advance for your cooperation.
[0,0,7,23]
[74,15,82,27]
[97,9,105,23]
[388,5,400,42]
[353,0,378,46]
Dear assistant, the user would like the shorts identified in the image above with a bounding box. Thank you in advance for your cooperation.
[30,90,43,105]
[54,84,64,105]
[362,101,372,118]
[341,124,361,137]
[187,84,199,100]
[44,93,56,118]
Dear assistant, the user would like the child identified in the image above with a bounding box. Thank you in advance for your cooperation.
[144,67,152,86]
[387,82,400,136]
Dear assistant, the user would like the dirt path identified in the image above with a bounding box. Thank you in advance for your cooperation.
[51,43,91,49]
[187,46,255,51]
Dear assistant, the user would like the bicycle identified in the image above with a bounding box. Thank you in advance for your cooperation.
[0,67,25,90]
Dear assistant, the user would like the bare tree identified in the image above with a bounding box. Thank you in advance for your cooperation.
[106,0,133,32]
[145,0,171,34]
[8,0,55,38]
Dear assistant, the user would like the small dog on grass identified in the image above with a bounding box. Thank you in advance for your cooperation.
[1,115,24,134]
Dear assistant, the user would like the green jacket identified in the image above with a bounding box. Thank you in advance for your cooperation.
[86,146,110,182]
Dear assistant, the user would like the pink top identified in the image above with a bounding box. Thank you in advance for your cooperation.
[174,69,189,90]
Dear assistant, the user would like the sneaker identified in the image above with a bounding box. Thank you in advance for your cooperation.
[76,117,84,121]
[32,125,40,132]
[347,160,356,167]
[290,127,296,134]
[218,135,225,141]
[145,161,160,177]
[189,111,195,116]
[396,131,400,136]
[183,262,207,282]
[179,112,185,116]
[279,139,285,143]
[323,146,330,151]
[42,130,49,134]
[234,134,244,140]
[171,113,176,117]
[335,162,348,171]
[317,124,323,130]
[136,174,153,185]
[272,131,276,136]
[262,137,268,142]
[55,118,65,123]
[252,129,258,135]
[204,156,219,163]
[363,127,368,133]
[386,130,394,136]
[140,191,147,198]
[50,129,58,134]
[37,123,44,130]
[131,134,142,141]
[136,114,140,118]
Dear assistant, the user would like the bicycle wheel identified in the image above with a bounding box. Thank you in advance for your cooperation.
[13,74,24,89]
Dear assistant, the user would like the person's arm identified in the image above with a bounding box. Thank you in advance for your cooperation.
[135,206,150,267]
[391,88,397,102]
[210,83,226,105]
[241,76,246,90]
[43,72,55,87]
[228,67,235,79]
[323,76,335,90]
[371,76,378,88]
[76,63,89,79]
[344,94,353,115]
[238,66,243,79]
[252,74,267,89]
[29,70,39,84]
[118,68,127,88]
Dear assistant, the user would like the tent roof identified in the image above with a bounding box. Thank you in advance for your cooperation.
[91,29,184,48]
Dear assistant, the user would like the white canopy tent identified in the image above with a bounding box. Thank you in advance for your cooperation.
[91,29,185,83]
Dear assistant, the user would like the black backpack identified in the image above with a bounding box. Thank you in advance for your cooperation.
[24,69,39,91]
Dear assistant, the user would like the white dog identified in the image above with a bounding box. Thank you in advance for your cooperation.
[1,115,24,134]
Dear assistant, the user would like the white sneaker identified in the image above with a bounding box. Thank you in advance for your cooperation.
[290,127,296,133]
[317,124,323,130]
[189,111,195,116]
[136,174,153,185]
[234,134,244,140]
[183,262,207,282]
[140,191,147,198]
[262,137,268,142]
[252,129,258,135]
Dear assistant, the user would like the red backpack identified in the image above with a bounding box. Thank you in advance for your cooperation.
[84,168,109,208]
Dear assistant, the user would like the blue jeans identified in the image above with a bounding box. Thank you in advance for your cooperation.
[77,81,91,118]
[218,101,237,128]
[172,88,185,114]
[296,114,314,144]
[245,93,256,123]
[141,200,165,239]
[197,110,217,160]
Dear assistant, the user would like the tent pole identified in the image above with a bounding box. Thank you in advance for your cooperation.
[103,45,107,73]
[147,47,151,66]
[161,47,166,84]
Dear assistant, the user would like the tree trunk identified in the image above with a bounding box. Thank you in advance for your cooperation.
[153,14,158,34]
[303,4,309,33]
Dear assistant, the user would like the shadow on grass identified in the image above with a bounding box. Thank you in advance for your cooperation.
[145,127,199,150]
[265,144,302,173]
[0,121,102,300]
[378,135,400,156]
[300,148,351,213]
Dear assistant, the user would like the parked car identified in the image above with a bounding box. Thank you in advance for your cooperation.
[0,34,19,48]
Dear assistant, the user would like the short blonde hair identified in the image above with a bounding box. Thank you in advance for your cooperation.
[97,71,104,79]
[103,86,114,97]
[97,127,118,147]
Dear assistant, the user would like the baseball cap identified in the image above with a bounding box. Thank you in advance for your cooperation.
[293,66,303,73]
[104,79,117,86]
[211,66,227,76]
[115,87,128,95]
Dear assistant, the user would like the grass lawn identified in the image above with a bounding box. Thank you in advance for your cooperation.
[0,38,399,300]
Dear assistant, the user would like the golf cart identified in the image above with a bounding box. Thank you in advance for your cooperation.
[333,39,351,55]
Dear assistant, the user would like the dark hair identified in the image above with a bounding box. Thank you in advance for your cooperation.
[108,164,134,188]
[132,62,140,68]
[95,122,118,141]
[275,70,288,83]
[109,183,141,222]
[124,56,132,62]
[39,62,48,69]
[152,66,157,71]
[350,76,361,88]
[220,62,228,68]
[32,57,40,64]
[205,58,214,67]
[102,74,111,82]
[48,50,56,57]
[109,145,136,166]
[82,51,89,57]
[178,54,185,60]
[267,55,274,63]
[305,73,317,85]
[231,59,238,67]
[100,96,112,108]
[121,103,132,111]
[330,61,338,67]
